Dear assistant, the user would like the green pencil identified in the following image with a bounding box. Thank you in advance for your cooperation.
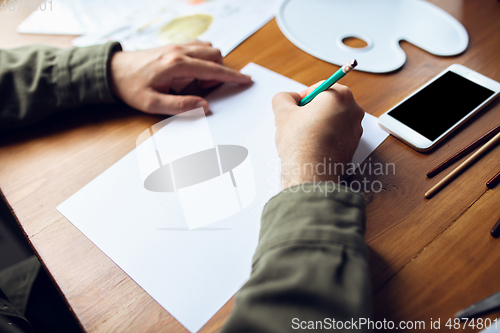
[299,59,358,107]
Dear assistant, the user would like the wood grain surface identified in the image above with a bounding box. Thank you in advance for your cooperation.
[1,1,500,332]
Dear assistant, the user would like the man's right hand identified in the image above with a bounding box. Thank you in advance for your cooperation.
[272,83,365,189]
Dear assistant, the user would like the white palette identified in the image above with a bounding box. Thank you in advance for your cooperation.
[277,0,469,73]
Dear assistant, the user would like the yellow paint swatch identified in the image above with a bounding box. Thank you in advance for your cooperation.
[159,14,213,43]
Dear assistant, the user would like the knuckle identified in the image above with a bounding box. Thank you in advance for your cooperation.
[170,44,184,52]
[357,106,365,119]
[171,53,186,64]
[143,95,158,112]
[162,52,185,65]
[357,124,364,139]
[176,98,193,112]
[272,92,286,105]
[354,104,365,120]
[337,85,353,100]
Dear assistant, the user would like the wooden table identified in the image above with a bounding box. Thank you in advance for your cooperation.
[1,1,500,332]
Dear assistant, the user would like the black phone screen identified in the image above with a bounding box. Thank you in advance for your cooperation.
[388,71,495,141]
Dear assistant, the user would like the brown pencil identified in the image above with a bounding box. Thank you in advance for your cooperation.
[491,218,500,238]
[427,124,500,178]
[425,132,500,199]
[486,171,500,189]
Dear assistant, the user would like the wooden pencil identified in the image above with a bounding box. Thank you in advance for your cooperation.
[427,124,500,178]
[491,218,500,238]
[486,170,500,189]
[425,132,500,199]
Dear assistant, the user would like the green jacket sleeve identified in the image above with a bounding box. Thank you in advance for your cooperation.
[221,182,372,332]
[0,42,122,130]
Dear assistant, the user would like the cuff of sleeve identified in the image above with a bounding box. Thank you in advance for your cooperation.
[253,182,367,265]
[54,42,122,109]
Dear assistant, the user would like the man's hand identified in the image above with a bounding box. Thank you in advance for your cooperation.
[272,83,364,189]
[109,40,252,115]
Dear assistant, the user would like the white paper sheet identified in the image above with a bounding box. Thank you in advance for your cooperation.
[18,0,281,56]
[57,63,388,332]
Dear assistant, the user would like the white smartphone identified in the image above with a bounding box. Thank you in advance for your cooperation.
[378,64,500,152]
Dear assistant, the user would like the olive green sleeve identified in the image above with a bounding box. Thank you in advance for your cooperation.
[0,42,122,130]
[221,183,372,332]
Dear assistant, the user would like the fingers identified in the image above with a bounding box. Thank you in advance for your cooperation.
[198,79,224,89]
[184,45,223,64]
[310,84,365,128]
[170,57,252,85]
[272,92,302,114]
[166,40,223,63]
[299,80,325,99]
[298,81,352,100]
[143,92,210,116]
